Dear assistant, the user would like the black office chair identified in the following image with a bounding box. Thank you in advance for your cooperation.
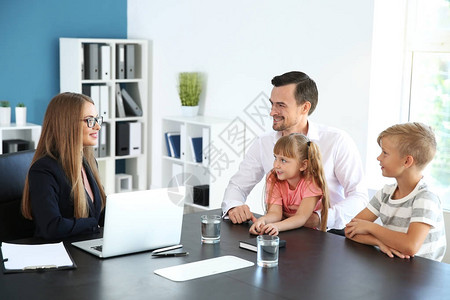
[0,150,35,241]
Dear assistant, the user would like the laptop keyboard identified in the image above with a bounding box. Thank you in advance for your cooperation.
[91,245,103,252]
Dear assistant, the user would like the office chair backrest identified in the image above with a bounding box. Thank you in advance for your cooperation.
[0,150,35,241]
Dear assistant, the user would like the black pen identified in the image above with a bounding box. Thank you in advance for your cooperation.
[152,252,189,257]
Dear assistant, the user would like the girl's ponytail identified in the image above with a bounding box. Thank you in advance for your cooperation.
[306,141,330,232]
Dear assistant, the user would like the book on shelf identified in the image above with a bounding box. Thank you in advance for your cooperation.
[165,132,181,159]
[239,238,286,253]
[189,136,202,163]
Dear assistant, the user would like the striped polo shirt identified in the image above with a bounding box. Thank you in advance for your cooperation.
[368,178,446,261]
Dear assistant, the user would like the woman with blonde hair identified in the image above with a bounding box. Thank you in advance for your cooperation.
[250,133,330,235]
[22,92,106,239]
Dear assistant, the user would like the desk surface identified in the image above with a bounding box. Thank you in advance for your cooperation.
[1,209,450,300]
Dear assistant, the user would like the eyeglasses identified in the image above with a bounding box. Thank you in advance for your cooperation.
[82,116,103,128]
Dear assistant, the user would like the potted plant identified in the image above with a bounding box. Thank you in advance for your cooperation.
[15,102,27,126]
[178,72,203,117]
[0,101,11,126]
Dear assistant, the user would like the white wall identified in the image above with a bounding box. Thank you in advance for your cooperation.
[128,0,374,212]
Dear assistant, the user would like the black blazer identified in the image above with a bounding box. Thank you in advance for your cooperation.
[28,156,103,240]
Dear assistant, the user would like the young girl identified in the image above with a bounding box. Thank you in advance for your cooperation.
[249,133,330,235]
[22,92,106,240]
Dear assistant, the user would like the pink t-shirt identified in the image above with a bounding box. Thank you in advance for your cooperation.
[266,176,323,217]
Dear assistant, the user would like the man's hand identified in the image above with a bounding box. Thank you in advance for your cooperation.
[303,212,320,229]
[228,205,255,224]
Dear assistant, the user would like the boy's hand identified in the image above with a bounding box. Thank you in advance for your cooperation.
[345,218,374,238]
[249,218,266,235]
[261,224,280,236]
[378,243,411,259]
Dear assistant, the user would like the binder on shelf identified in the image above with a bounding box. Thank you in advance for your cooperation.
[129,122,141,156]
[80,43,85,80]
[121,88,143,117]
[82,85,90,97]
[99,122,107,157]
[116,122,130,156]
[90,85,100,113]
[166,132,181,159]
[93,132,99,158]
[126,44,135,79]
[180,124,186,160]
[115,84,126,118]
[100,45,111,80]
[116,44,125,79]
[202,127,210,167]
[85,43,99,80]
[99,85,109,119]
[164,132,174,157]
[189,136,202,163]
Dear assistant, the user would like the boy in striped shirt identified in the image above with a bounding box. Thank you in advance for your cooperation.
[345,122,446,261]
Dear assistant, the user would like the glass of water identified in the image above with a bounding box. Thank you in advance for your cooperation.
[257,235,279,267]
[201,215,221,244]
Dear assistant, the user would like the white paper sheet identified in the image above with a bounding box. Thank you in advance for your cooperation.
[1,242,74,270]
[154,255,254,282]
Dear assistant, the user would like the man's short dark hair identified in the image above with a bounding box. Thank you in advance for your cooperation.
[271,71,318,115]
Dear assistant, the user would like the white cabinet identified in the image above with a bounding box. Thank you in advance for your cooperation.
[0,123,42,154]
[162,116,245,211]
[60,38,149,194]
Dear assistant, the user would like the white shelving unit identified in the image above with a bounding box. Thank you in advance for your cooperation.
[162,116,245,211]
[60,38,149,195]
[0,123,42,154]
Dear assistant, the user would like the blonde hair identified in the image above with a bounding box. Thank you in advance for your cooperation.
[377,122,436,170]
[266,134,330,231]
[22,92,106,219]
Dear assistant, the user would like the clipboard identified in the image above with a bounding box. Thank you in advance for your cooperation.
[1,242,77,274]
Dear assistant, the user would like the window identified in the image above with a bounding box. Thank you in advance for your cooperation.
[367,0,450,209]
[406,0,450,209]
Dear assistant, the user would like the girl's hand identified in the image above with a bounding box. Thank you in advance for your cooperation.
[249,218,266,235]
[261,224,279,236]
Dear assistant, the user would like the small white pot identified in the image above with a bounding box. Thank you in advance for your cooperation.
[0,107,11,126]
[181,105,199,117]
[15,107,27,125]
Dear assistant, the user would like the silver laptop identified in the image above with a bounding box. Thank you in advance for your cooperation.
[72,187,185,258]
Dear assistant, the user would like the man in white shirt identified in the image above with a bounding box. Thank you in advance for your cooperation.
[222,71,368,231]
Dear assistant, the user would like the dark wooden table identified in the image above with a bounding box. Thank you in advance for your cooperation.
[1,209,449,300]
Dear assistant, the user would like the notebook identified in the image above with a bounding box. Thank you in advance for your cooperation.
[72,187,185,258]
